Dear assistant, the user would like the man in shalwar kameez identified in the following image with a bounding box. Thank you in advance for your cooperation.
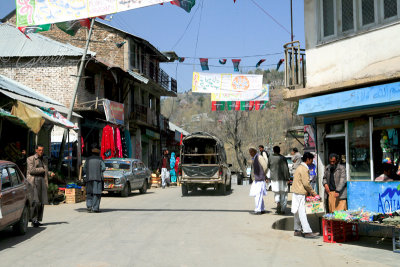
[248,147,268,215]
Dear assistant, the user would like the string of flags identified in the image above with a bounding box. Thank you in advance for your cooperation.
[177,57,285,72]
[211,101,269,111]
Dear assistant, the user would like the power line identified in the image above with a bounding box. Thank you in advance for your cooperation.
[193,0,205,71]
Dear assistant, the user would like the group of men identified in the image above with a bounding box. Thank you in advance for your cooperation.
[248,145,347,238]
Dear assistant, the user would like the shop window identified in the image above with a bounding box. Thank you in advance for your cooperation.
[348,118,370,180]
[342,0,355,32]
[326,122,345,134]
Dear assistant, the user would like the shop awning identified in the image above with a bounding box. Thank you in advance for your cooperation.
[35,107,79,130]
[297,81,400,117]
[0,108,27,128]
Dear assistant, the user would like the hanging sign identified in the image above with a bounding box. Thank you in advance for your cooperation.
[211,85,269,102]
[192,72,263,94]
[17,0,178,27]
[103,100,124,125]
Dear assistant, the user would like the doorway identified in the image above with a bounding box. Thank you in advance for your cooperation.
[325,137,346,166]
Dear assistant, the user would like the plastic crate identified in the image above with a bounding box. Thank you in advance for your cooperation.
[323,219,359,243]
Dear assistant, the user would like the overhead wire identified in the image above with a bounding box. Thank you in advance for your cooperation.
[193,0,205,71]
[250,0,291,35]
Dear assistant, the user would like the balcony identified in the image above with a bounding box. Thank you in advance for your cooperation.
[159,115,169,132]
[141,57,177,94]
[130,104,159,128]
[284,41,306,89]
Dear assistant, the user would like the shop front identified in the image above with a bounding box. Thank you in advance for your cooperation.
[298,81,400,212]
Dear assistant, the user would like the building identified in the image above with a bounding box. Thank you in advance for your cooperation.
[1,12,178,171]
[283,1,400,211]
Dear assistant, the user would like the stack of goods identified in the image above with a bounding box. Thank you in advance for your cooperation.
[372,211,400,227]
[63,183,86,204]
[323,210,377,222]
[151,173,161,188]
[305,195,324,214]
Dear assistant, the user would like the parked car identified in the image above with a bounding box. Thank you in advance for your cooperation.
[103,158,151,197]
[0,161,34,235]
[179,132,232,196]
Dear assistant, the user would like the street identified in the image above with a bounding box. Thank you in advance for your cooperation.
[0,184,398,267]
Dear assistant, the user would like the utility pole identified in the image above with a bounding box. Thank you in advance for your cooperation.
[290,0,294,42]
[56,18,95,172]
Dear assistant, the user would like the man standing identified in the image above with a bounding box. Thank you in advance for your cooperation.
[158,149,171,189]
[27,144,54,227]
[83,148,106,213]
[291,148,302,171]
[291,152,319,238]
[323,153,347,213]
[248,147,268,215]
[258,145,269,159]
[268,146,290,214]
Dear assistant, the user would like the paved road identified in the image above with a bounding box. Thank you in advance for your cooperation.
[0,185,398,267]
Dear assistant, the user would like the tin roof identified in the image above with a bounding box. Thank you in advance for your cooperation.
[0,24,95,58]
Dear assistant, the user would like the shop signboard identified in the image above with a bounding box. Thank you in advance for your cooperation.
[348,181,400,213]
[103,100,124,125]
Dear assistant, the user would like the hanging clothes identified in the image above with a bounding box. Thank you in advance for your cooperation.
[121,128,128,158]
[170,152,177,183]
[124,129,132,158]
[175,156,180,176]
[115,127,123,158]
[101,125,115,160]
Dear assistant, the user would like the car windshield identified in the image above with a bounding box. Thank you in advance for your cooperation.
[105,162,131,171]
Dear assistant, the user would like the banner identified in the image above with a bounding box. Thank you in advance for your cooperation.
[17,0,175,27]
[211,85,269,102]
[103,100,124,125]
[192,72,263,94]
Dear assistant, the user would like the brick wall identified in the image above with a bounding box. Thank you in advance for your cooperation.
[0,57,92,108]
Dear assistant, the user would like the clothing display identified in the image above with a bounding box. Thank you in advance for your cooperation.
[115,127,123,158]
[101,125,115,160]
[170,152,177,183]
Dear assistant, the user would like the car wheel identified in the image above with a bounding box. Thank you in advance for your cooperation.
[139,180,148,194]
[181,184,188,196]
[13,205,29,235]
[121,183,130,197]
[226,177,232,192]
[218,183,226,195]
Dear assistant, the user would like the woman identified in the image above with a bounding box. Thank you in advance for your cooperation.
[170,152,177,183]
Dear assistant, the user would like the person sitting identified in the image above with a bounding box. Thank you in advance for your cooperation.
[375,163,394,182]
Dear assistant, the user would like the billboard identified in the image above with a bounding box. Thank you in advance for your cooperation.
[103,100,124,125]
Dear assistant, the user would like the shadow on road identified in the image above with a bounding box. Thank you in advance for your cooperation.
[74,207,250,213]
[182,188,234,197]
[0,226,45,251]
[102,191,155,198]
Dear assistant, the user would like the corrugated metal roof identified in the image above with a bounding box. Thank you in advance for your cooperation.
[127,70,149,84]
[0,24,95,57]
[0,74,81,118]
[169,122,189,136]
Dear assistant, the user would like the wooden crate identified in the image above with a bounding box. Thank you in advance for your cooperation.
[65,194,83,204]
[65,187,86,203]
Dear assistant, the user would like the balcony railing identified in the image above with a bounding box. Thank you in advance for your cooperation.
[142,57,177,93]
[284,41,306,89]
[131,104,159,128]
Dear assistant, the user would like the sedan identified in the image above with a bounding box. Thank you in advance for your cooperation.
[0,161,34,235]
[103,158,151,197]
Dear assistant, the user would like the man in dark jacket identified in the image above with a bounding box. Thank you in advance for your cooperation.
[322,153,347,212]
[83,148,106,213]
[158,149,171,189]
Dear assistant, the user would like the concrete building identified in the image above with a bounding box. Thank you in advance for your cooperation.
[283,1,400,213]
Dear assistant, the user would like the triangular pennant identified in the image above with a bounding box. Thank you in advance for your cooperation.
[200,58,209,71]
[218,101,226,111]
[211,101,217,111]
[255,101,261,110]
[227,101,233,111]
[248,101,254,111]
[240,101,246,111]
[18,24,51,38]
[232,59,241,72]
[219,59,227,65]
[276,59,284,71]
[56,19,90,36]
[170,0,196,13]
[256,59,266,68]
[178,57,185,63]
[235,101,241,111]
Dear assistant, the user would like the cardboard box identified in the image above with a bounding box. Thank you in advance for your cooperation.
[305,200,325,214]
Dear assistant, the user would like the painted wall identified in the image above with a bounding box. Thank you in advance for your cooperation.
[348,181,400,213]
[304,1,400,90]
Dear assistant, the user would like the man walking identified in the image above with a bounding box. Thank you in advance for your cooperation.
[268,146,290,214]
[291,152,319,238]
[83,148,106,213]
[248,147,268,215]
[291,148,302,171]
[26,144,54,227]
[158,149,171,189]
[258,145,269,160]
[323,153,347,212]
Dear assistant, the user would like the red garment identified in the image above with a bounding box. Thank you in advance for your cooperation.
[175,157,180,173]
[115,127,123,158]
[101,125,115,160]
[162,158,167,169]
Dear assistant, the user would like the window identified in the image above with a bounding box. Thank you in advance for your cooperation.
[342,0,355,31]
[384,0,398,19]
[323,0,336,37]
[129,40,138,70]
[319,0,400,42]
[1,168,11,190]
[361,0,376,26]
[8,167,21,186]
[348,118,370,180]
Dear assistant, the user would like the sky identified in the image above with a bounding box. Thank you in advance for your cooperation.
[0,0,304,93]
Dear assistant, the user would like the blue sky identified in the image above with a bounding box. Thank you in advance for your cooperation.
[0,0,304,92]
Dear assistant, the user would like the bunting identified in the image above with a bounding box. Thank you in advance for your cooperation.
[178,57,185,62]
[200,58,209,71]
[211,101,268,111]
[56,19,91,36]
[232,59,241,72]
[276,59,285,71]
[256,59,266,68]
[170,0,196,13]
[219,59,227,65]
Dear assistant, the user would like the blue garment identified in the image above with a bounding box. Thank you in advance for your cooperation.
[124,129,132,158]
[170,152,177,183]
